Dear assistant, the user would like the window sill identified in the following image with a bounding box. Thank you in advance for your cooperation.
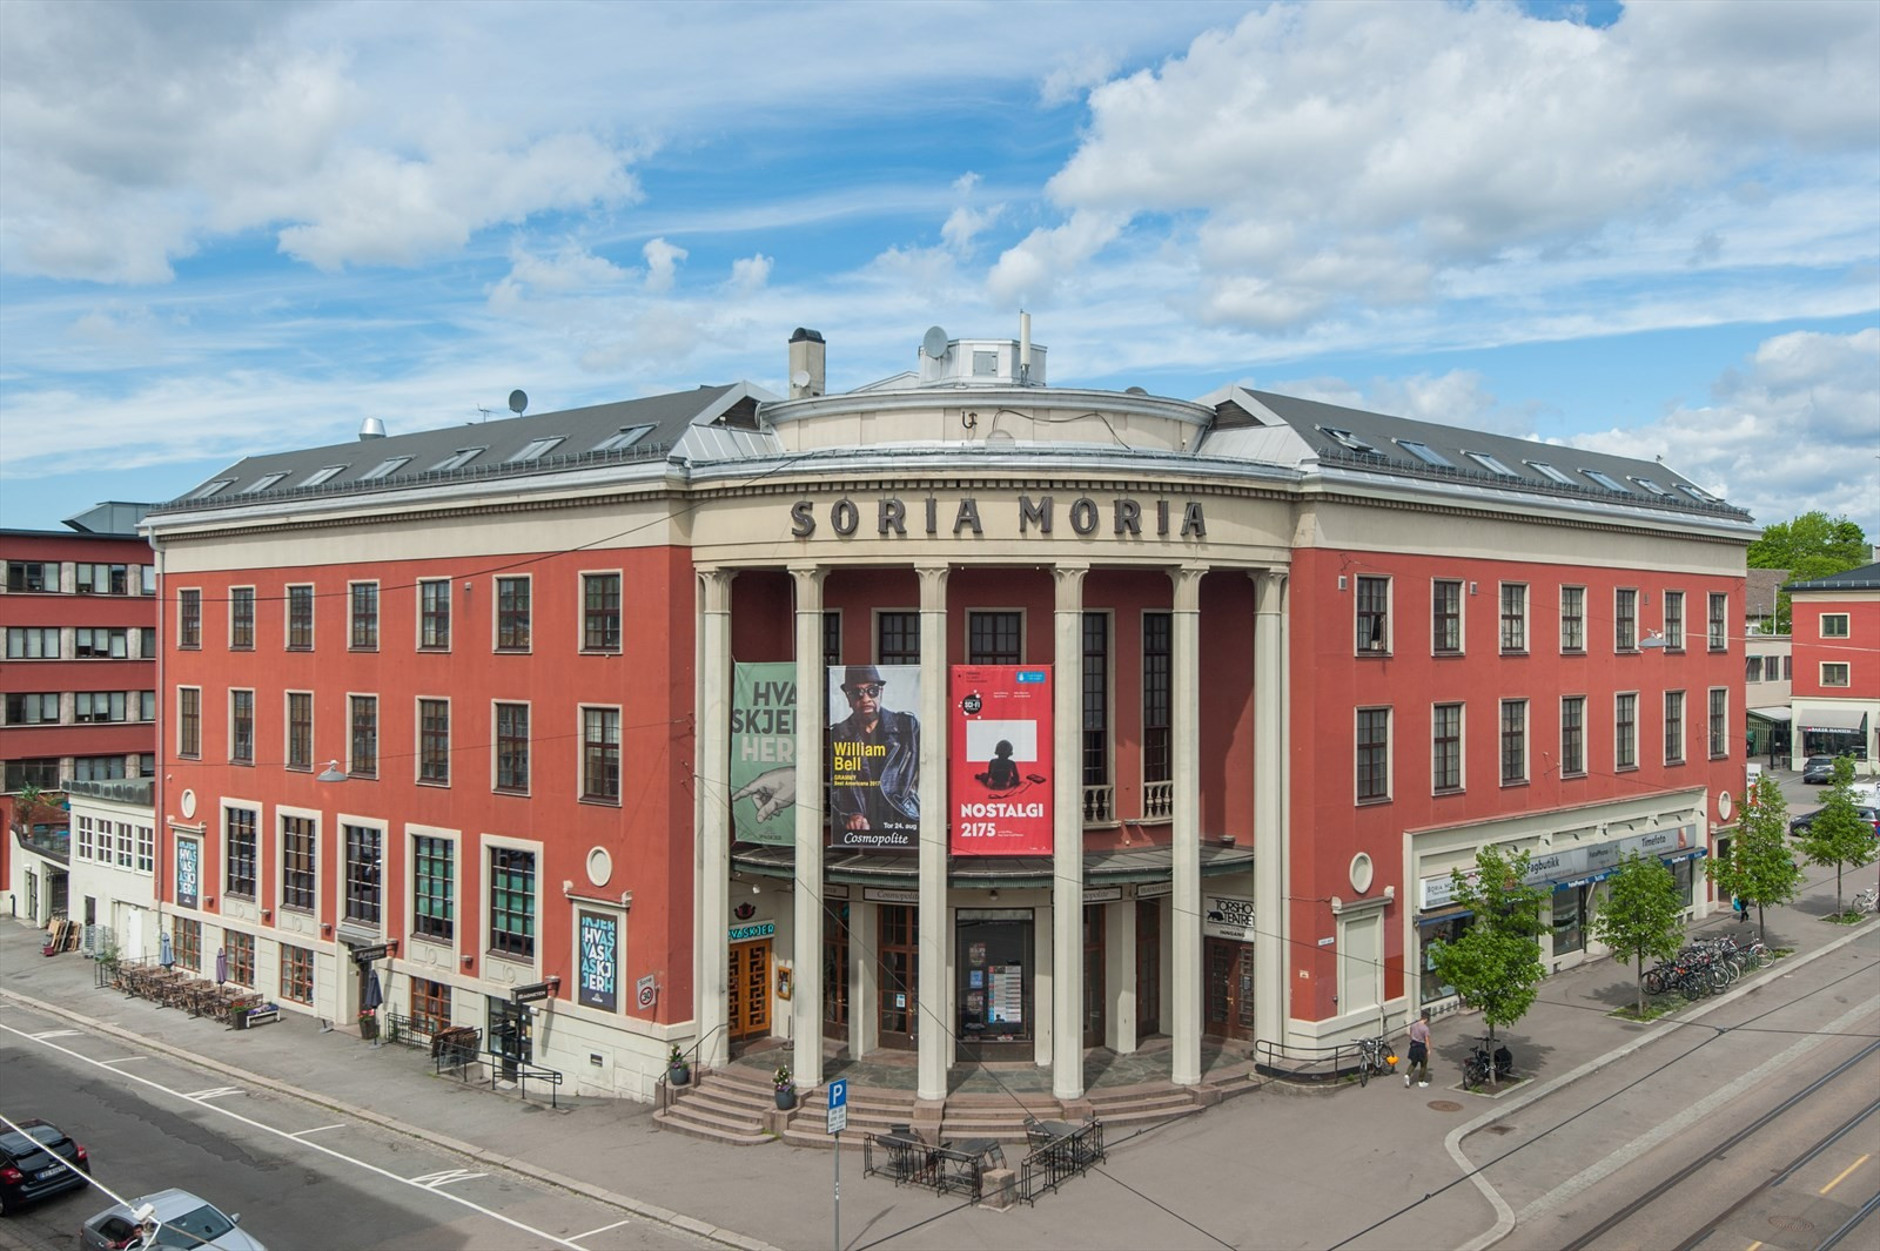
[409,930,455,948]
[349,646,379,654]
[1355,795,1392,806]
[494,787,531,798]
[580,649,623,657]
[579,795,622,808]
[417,647,452,654]
[495,646,532,655]
[485,947,536,966]
[1500,649,1530,658]
[1432,786,1464,797]
[1500,779,1530,789]
[349,772,378,781]
[286,646,313,653]
[417,779,450,789]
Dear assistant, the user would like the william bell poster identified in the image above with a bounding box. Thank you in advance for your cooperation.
[827,663,922,849]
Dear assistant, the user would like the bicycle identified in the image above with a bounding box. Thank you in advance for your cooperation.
[1854,886,1878,915]
[1352,1033,1398,1087]
[1462,1036,1514,1090]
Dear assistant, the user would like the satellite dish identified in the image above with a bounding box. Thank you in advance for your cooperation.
[921,326,950,360]
[791,369,812,389]
[508,389,529,415]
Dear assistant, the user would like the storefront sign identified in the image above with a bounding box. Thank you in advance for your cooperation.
[1419,825,1702,909]
[513,980,556,1005]
[828,663,922,850]
[1085,886,1123,903]
[729,921,777,942]
[730,663,797,847]
[949,665,1054,856]
[864,887,921,903]
[578,911,618,1012]
[1202,893,1256,943]
[1135,881,1173,899]
[175,837,199,910]
[788,494,1207,542]
[350,943,392,964]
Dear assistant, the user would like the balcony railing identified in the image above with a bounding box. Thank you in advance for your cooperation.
[1140,781,1173,821]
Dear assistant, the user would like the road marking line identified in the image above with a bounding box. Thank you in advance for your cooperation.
[31,1029,82,1039]
[1746,1240,1762,1251]
[1819,1153,1869,1196]
[412,1168,487,1189]
[97,1055,151,1064]
[184,1086,245,1101]
[571,1217,634,1240]
[290,1124,348,1137]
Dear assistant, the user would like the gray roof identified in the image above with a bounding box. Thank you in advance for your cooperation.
[1785,562,1880,592]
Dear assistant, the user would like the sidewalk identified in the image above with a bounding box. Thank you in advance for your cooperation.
[4,860,1874,1251]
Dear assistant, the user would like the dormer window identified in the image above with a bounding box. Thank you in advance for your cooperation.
[298,465,346,487]
[430,447,485,472]
[1320,426,1378,454]
[360,456,411,481]
[594,425,654,453]
[188,479,233,500]
[1630,477,1672,497]
[508,437,564,463]
[1677,483,1721,505]
[1526,461,1575,485]
[1464,451,1518,477]
[1397,440,1454,468]
[241,472,288,494]
[1581,469,1627,492]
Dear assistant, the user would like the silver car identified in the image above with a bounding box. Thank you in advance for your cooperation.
[79,1188,265,1250]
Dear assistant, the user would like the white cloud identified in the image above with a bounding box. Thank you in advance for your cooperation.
[988,210,1128,305]
[488,242,631,312]
[643,238,688,293]
[1040,47,1121,107]
[728,253,774,294]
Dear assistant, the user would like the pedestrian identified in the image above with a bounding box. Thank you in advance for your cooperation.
[1405,1008,1431,1088]
[1733,896,1748,923]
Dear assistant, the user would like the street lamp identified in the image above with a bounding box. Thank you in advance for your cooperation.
[316,759,347,783]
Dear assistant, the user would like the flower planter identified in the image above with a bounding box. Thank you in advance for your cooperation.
[358,1016,379,1041]
[775,1087,797,1111]
[669,1063,691,1087]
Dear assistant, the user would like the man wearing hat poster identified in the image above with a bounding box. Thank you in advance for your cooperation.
[828,664,921,845]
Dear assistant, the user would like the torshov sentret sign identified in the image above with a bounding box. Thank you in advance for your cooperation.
[790,493,1207,540]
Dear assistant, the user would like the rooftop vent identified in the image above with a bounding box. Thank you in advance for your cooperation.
[358,416,386,441]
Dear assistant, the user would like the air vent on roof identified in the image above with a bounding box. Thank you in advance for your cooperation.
[359,416,386,441]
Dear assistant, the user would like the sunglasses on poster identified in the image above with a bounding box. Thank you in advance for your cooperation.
[845,684,884,698]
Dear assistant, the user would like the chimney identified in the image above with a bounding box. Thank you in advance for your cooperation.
[788,327,826,399]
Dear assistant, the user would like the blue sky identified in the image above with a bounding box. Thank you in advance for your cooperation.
[2,0,1876,540]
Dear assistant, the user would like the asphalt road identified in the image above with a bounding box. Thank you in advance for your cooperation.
[0,1009,710,1251]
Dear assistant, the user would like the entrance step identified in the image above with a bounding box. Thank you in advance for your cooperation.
[652,1071,773,1147]
[1085,1082,1204,1128]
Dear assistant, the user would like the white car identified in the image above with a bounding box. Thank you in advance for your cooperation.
[79,1188,265,1250]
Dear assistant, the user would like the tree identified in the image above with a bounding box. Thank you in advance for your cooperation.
[1707,772,1803,942]
[1594,853,1687,1015]
[1429,845,1547,1085]
[1746,511,1870,632]
[1799,757,1880,915]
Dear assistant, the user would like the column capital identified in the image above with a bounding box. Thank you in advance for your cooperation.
[697,567,736,611]
[788,564,826,596]
[916,562,950,609]
[1251,567,1288,614]
[1169,563,1207,612]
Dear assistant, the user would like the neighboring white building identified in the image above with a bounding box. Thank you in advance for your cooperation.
[63,776,161,963]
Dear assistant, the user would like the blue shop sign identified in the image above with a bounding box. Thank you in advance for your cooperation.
[729,921,776,942]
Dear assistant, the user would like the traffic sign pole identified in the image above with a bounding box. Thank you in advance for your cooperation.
[827,1077,848,1250]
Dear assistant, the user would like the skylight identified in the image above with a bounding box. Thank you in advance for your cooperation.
[1526,461,1575,485]
[594,424,655,453]
[1580,469,1627,492]
[508,436,565,464]
[298,465,347,487]
[1397,439,1454,468]
[1678,483,1722,505]
[360,456,411,481]
[1319,426,1378,454]
[1630,477,1672,497]
[430,447,485,472]
[241,472,288,494]
[188,479,233,500]
[1464,451,1518,478]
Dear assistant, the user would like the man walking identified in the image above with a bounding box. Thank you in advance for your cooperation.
[1405,1008,1432,1088]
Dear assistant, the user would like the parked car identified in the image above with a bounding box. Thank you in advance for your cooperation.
[0,1118,90,1216]
[1789,806,1880,838]
[1802,755,1840,783]
[80,1189,265,1250]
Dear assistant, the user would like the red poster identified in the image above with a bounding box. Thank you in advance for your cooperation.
[950,665,1053,855]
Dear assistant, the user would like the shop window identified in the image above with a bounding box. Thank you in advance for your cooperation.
[227,932,255,987]
[225,807,257,899]
[1419,915,1469,1001]
[281,944,314,1003]
[173,920,202,972]
[1551,886,1587,956]
[411,978,451,1034]
[344,824,382,925]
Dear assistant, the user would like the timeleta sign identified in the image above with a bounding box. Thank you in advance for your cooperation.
[789,494,1207,540]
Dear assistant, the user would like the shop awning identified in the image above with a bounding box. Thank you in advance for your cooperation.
[1748,707,1792,723]
[733,841,1254,889]
[1797,708,1868,733]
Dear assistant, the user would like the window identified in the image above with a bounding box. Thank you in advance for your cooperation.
[1320,426,1377,453]
[1432,580,1462,654]
[1356,708,1390,801]
[139,691,156,721]
[360,456,411,481]
[489,847,536,959]
[350,695,378,777]
[287,692,313,771]
[281,944,314,1004]
[1615,589,1638,651]
[1527,461,1575,485]
[141,565,155,595]
[582,573,621,651]
[411,978,452,1034]
[4,759,59,790]
[1082,613,1110,793]
[1785,655,1794,681]
[344,824,382,925]
[225,807,257,899]
[495,702,530,793]
[1560,696,1586,777]
[178,688,202,758]
[74,627,128,657]
[135,823,153,872]
[75,756,127,782]
[178,589,202,648]
[138,627,155,658]
[281,814,316,911]
[1708,689,1729,758]
[419,698,449,785]
[1678,483,1722,505]
[1500,699,1528,785]
[188,478,233,500]
[230,689,254,764]
[1663,590,1685,650]
[429,447,484,472]
[227,932,255,987]
[877,611,920,664]
[230,587,255,649]
[1355,576,1389,652]
[6,561,50,592]
[76,562,130,595]
[594,424,654,453]
[968,610,1023,664]
[1432,703,1463,792]
[496,577,530,651]
[173,919,201,972]
[413,837,456,942]
[1581,468,1627,492]
[1708,593,1727,650]
[1397,439,1454,467]
[75,691,128,723]
[1615,693,1638,770]
[1663,691,1686,765]
[1143,612,1172,788]
[77,815,96,861]
[1746,655,1765,683]
[137,753,156,778]
[298,465,346,487]
[1820,613,1850,639]
[350,583,379,650]
[287,585,314,650]
[507,436,564,463]
[5,692,59,724]
[1560,586,1586,653]
[1822,662,1851,687]
[419,579,451,649]
[6,627,60,658]
[582,707,620,801]
[1465,451,1518,477]
[242,471,288,494]
[114,821,134,867]
[1499,583,1528,652]
[1552,885,1589,956]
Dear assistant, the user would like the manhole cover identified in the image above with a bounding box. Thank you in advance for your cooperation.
[1768,1216,1816,1233]
[1428,1099,1464,1112]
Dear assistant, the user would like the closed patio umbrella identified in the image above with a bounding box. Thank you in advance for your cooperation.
[215,947,228,985]
[159,930,174,968]
[362,968,383,1011]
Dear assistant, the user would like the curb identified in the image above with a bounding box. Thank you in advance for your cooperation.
[0,985,780,1251]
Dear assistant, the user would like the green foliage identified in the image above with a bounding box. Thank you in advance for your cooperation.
[1593,854,1687,1015]
[1746,511,1870,631]
[1799,757,1879,914]
[1429,845,1547,1045]
[1707,773,1803,941]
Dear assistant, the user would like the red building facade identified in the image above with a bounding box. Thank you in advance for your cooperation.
[1784,562,1879,770]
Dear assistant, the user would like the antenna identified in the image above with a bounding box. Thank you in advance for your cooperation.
[922,325,949,360]
[509,389,529,415]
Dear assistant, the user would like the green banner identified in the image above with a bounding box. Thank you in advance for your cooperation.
[731,662,798,846]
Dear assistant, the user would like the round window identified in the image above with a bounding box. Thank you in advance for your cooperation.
[1349,852,1374,894]
[586,846,612,888]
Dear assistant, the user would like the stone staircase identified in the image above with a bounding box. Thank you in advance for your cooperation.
[780,1080,919,1148]
[652,1066,775,1146]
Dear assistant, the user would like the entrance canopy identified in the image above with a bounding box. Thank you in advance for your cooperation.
[1796,707,1868,733]
[734,842,1254,889]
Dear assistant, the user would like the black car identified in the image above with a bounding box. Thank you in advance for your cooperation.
[1801,755,1839,784]
[0,1119,90,1216]
[1790,805,1880,838]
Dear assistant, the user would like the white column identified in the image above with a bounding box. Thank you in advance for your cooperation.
[916,564,950,1101]
[695,568,735,1068]
[1170,564,1206,1087]
[1252,569,1290,1051]
[1111,899,1137,1054]
[791,565,827,1088]
[1052,564,1088,1099]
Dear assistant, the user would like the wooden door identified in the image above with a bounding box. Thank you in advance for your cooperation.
[728,939,771,1040]
[1083,904,1106,1047]
[1136,900,1162,1038]
[877,905,917,1049]
[1204,938,1256,1042]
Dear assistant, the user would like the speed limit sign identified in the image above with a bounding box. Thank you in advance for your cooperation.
[636,974,657,1009]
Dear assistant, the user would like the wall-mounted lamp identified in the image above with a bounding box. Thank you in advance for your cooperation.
[203,896,216,909]
[321,922,333,936]
[988,889,1000,902]
[1639,631,1668,650]
[751,882,762,895]
[460,952,475,967]
[316,760,347,783]
[260,908,272,922]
